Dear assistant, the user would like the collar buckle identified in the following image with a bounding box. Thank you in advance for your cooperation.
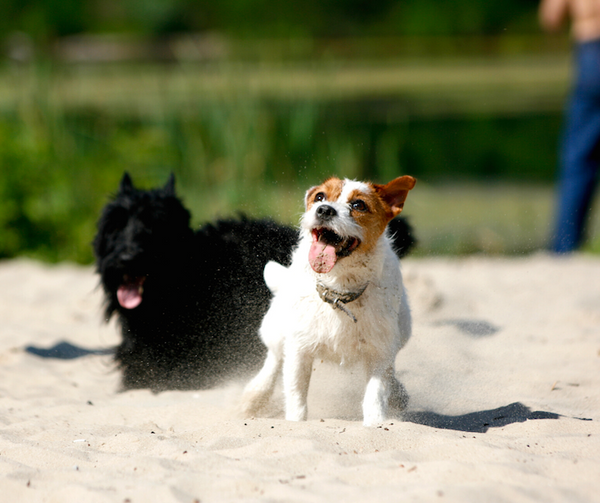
[316,282,369,323]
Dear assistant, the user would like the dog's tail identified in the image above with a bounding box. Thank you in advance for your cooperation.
[388,217,417,259]
[263,260,288,295]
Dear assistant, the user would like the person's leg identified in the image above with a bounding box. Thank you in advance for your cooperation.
[553,41,600,253]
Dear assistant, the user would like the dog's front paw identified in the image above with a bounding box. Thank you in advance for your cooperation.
[362,412,385,427]
[285,404,308,422]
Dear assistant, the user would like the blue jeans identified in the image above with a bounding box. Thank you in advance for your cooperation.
[552,39,600,253]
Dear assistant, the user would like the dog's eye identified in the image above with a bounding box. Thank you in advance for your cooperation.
[314,192,326,203]
[350,200,367,212]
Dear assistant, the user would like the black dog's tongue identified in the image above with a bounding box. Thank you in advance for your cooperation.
[117,276,145,309]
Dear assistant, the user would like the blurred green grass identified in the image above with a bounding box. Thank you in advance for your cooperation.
[1,47,599,263]
[0,55,571,115]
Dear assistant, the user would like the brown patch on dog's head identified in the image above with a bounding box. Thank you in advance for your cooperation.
[341,175,416,255]
[373,175,416,219]
[305,178,344,210]
[303,175,416,270]
[343,187,389,255]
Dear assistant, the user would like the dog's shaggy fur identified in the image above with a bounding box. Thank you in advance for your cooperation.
[94,173,415,392]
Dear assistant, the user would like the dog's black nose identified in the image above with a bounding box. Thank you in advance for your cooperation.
[119,252,134,263]
[316,204,337,221]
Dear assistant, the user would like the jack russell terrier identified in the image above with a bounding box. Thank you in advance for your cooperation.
[242,175,416,426]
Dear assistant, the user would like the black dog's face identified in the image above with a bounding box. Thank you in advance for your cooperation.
[94,173,192,312]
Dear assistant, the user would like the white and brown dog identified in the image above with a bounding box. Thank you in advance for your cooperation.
[242,175,416,426]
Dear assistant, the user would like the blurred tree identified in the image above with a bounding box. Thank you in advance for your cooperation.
[1,0,89,42]
[0,0,541,43]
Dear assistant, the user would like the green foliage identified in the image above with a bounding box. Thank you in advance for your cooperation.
[1,0,541,43]
[0,81,564,263]
[0,2,590,262]
[401,114,562,182]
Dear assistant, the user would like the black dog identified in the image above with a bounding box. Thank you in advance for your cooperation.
[94,173,415,392]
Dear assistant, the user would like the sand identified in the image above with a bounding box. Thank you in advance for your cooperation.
[0,255,599,502]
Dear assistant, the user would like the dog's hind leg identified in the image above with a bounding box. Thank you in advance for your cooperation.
[388,373,409,413]
[241,349,282,417]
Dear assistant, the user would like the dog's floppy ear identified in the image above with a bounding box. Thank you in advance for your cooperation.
[163,172,176,196]
[119,172,134,193]
[374,175,416,218]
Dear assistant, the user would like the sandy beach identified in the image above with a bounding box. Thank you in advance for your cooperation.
[0,254,598,502]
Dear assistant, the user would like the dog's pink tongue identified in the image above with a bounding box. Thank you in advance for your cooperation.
[117,278,144,309]
[309,239,337,274]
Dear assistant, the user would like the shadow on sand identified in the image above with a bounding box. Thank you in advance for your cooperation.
[402,402,591,433]
[25,341,113,360]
